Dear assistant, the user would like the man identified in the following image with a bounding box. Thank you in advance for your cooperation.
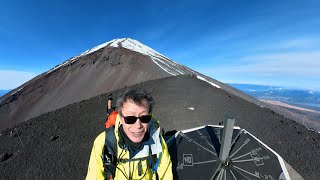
[106,96,115,116]
[86,89,173,180]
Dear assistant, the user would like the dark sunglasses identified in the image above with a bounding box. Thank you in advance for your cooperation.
[121,114,152,124]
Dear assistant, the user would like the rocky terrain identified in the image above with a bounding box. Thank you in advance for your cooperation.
[1,75,319,179]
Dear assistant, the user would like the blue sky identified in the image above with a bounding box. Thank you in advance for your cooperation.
[1,0,320,90]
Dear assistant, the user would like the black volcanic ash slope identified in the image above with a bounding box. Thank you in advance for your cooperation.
[0,45,170,131]
[0,75,319,179]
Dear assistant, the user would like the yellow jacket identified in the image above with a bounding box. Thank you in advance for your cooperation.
[86,114,173,180]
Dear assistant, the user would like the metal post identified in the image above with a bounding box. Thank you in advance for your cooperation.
[219,118,235,165]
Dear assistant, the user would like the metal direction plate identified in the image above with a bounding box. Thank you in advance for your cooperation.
[166,126,287,180]
[218,130,285,180]
[169,126,241,179]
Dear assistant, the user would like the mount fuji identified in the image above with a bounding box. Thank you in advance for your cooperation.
[0,38,254,131]
[0,38,319,179]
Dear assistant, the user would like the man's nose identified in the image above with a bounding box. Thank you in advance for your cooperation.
[133,118,143,128]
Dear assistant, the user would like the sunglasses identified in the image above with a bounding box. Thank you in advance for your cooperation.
[120,113,152,124]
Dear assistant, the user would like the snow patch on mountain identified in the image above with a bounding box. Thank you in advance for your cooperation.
[109,38,169,59]
[197,75,220,88]
[11,87,23,96]
[45,38,220,89]
[109,38,192,76]
[1,87,23,104]
[46,40,116,74]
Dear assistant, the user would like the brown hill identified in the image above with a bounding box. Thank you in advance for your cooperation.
[0,75,319,179]
[0,40,171,131]
[0,38,258,132]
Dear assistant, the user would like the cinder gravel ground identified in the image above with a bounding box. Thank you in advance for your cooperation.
[0,75,319,179]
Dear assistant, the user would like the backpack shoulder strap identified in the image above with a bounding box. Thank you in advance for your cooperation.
[102,126,117,179]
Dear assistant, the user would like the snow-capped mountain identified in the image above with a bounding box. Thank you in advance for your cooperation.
[48,38,188,75]
[46,38,220,87]
[2,38,318,132]
[1,38,234,130]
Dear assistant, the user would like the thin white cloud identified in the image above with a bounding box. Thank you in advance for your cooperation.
[196,51,320,90]
[201,51,320,75]
[0,70,37,89]
[278,38,319,49]
[250,37,320,53]
[239,52,320,76]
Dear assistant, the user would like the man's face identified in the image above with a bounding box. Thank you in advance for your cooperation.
[120,100,149,143]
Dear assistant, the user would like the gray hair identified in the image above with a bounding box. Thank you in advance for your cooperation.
[117,89,154,114]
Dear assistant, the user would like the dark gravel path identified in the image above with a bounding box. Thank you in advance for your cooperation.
[0,75,319,179]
